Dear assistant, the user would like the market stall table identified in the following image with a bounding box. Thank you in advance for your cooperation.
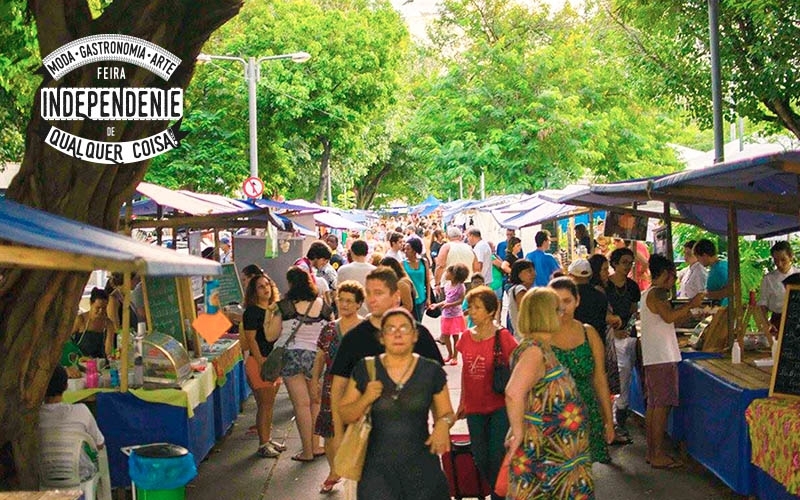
[66,367,216,488]
[679,358,770,495]
[746,397,800,500]
[205,339,243,439]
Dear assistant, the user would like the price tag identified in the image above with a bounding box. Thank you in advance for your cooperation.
[242,177,264,199]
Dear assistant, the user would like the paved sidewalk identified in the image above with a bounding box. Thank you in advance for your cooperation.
[188,316,745,500]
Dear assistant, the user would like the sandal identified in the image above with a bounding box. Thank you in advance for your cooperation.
[291,453,314,463]
[269,440,287,452]
[320,477,341,494]
[651,458,683,469]
[256,444,280,458]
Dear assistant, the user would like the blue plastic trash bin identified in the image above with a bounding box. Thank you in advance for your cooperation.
[128,443,196,500]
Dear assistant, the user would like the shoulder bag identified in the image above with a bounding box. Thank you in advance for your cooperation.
[260,301,313,382]
[334,356,377,481]
[491,329,511,394]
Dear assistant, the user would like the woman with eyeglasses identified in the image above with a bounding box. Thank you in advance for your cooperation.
[310,280,366,494]
[504,287,593,499]
[242,273,284,458]
[339,307,453,500]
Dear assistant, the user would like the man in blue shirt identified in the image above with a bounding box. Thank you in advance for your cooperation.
[496,228,522,260]
[524,230,563,286]
[693,239,729,306]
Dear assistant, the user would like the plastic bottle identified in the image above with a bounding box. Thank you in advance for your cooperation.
[133,357,144,388]
[731,340,742,364]
[85,359,99,388]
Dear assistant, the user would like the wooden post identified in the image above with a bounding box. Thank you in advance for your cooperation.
[588,210,595,253]
[120,272,131,392]
[664,202,676,297]
[727,205,742,347]
[155,205,163,245]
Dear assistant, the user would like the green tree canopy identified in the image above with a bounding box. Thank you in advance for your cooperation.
[611,0,800,138]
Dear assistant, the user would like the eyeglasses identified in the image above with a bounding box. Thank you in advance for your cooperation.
[382,324,415,336]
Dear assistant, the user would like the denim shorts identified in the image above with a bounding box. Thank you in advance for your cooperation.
[280,349,316,378]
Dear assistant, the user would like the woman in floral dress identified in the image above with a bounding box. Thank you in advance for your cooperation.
[310,281,365,494]
[505,287,594,499]
[549,277,616,464]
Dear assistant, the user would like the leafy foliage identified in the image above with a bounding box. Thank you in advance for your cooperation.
[0,1,39,163]
[408,0,683,198]
[611,0,800,139]
[147,0,410,203]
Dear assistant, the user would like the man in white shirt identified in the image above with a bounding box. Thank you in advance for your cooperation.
[466,227,494,288]
[337,239,376,315]
[759,240,798,333]
[219,236,232,264]
[384,232,405,262]
[434,226,479,291]
[677,239,707,299]
[640,255,704,470]
[39,365,105,481]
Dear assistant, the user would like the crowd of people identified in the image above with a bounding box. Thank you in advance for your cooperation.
[42,212,799,499]
[215,215,725,500]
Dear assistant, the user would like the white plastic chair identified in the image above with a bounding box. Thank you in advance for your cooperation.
[39,428,100,500]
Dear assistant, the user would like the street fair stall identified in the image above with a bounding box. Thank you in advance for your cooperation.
[547,151,800,498]
[0,199,242,489]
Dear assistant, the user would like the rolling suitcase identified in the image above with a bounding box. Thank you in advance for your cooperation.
[441,434,491,499]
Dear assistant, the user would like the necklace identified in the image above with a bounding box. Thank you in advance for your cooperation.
[384,355,416,401]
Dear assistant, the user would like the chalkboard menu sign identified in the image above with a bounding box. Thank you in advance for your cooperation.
[770,285,800,399]
[142,276,186,346]
[217,263,243,306]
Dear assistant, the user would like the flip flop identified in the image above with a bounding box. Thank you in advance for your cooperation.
[651,459,683,469]
[291,454,314,463]
[313,451,326,458]
[320,478,341,494]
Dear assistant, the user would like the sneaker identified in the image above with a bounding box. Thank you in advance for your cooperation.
[257,443,280,458]
[269,439,287,452]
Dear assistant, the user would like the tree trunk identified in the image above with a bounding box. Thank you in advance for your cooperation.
[1,0,241,489]
[764,98,800,140]
[355,161,392,209]
[314,136,331,205]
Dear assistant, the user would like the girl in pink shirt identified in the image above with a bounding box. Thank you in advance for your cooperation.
[432,262,469,365]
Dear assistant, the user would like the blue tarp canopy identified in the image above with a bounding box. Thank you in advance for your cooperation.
[0,199,221,276]
[546,151,800,237]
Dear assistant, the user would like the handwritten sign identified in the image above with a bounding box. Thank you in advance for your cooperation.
[142,276,185,346]
[770,285,800,399]
[217,263,243,306]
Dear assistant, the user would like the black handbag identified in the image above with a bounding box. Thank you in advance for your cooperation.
[491,329,511,394]
[260,301,312,382]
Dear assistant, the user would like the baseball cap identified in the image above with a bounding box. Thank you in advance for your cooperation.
[220,236,231,245]
[568,259,592,278]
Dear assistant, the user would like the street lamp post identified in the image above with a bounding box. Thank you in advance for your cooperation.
[197,51,311,179]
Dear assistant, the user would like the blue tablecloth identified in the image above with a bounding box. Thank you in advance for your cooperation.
[754,466,800,500]
[629,350,721,419]
[213,361,241,439]
[97,390,216,488]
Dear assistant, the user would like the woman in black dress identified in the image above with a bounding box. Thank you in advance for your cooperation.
[71,288,114,359]
[339,307,453,500]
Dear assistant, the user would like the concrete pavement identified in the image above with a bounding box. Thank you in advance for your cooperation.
[188,315,745,500]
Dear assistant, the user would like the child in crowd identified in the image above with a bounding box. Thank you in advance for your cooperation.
[431,262,469,365]
[463,273,485,328]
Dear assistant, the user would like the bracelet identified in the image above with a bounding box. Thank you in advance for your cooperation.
[438,414,454,427]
